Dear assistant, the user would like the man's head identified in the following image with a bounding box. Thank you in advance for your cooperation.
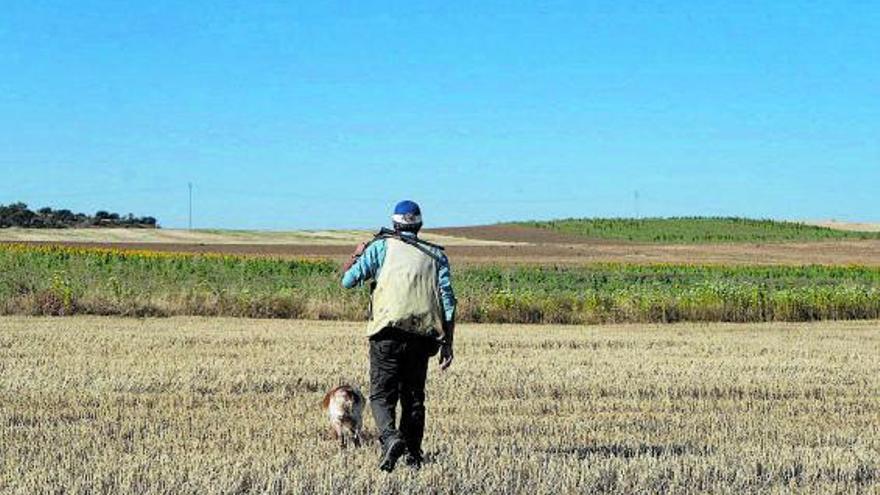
[392,200,422,233]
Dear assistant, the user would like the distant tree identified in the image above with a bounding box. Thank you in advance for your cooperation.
[4,203,36,227]
[0,203,159,229]
[56,209,75,224]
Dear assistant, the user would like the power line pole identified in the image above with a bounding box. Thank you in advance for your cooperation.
[188,182,193,230]
[634,190,640,219]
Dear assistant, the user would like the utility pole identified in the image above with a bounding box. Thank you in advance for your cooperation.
[634,190,640,219]
[188,182,193,230]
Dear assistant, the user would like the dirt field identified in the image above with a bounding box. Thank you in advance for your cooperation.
[807,220,880,233]
[5,225,880,265]
[7,238,880,266]
[0,227,512,247]
[1,317,877,493]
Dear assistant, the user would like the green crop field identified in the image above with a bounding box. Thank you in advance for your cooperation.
[518,217,880,243]
[2,244,880,324]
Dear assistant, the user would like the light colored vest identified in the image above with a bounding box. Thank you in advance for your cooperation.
[366,238,445,338]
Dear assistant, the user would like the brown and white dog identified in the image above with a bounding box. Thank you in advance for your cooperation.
[322,385,365,448]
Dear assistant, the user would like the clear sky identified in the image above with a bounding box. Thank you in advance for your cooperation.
[1,1,877,229]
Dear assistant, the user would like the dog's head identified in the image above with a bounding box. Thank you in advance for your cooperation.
[322,385,364,410]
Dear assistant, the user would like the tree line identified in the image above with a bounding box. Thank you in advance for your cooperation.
[0,202,158,228]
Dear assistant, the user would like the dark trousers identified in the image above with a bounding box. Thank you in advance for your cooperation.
[369,327,438,455]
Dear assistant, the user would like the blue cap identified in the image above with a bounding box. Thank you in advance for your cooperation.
[392,200,422,227]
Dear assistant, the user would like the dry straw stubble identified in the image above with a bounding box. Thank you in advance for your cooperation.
[0,317,878,493]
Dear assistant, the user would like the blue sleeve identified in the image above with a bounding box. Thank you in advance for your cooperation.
[341,239,386,288]
[437,251,457,323]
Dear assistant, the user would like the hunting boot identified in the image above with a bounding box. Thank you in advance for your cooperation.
[404,449,424,470]
[378,437,406,472]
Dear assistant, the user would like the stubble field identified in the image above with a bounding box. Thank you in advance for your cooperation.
[1,316,877,494]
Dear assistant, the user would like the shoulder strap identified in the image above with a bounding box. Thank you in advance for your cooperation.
[373,227,444,263]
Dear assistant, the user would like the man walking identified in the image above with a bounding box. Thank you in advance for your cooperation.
[341,200,456,472]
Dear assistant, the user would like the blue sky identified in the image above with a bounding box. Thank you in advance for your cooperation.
[1,1,877,229]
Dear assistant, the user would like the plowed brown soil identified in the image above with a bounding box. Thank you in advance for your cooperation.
[6,224,880,265]
[9,237,880,266]
[426,225,602,244]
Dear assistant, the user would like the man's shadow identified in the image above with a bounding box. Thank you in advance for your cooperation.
[544,443,713,459]
[418,443,712,467]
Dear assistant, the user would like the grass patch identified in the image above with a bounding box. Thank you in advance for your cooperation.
[517,217,880,243]
[2,243,880,324]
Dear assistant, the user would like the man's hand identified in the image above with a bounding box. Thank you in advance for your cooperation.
[438,343,454,371]
[438,321,454,371]
[342,242,369,273]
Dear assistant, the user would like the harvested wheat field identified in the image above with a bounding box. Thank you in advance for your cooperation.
[807,220,880,233]
[1,317,878,494]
